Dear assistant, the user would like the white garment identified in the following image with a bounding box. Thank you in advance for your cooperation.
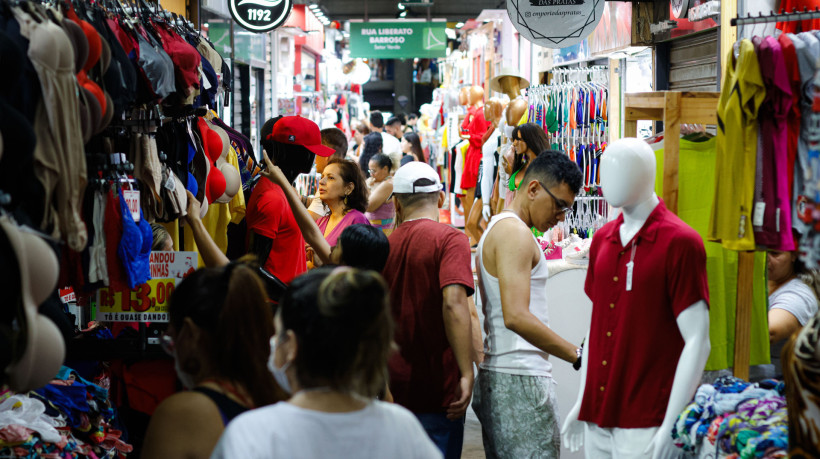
[211,401,442,459]
[476,212,553,377]
[583,422,658,459]
[307,195,329,217]
[0,395,62,443]
[381,132,402,172]
[770,278,819,326]
[89,191,109,285]
[480,128,501,204]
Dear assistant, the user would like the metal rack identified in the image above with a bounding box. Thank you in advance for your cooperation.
[730,7,820,26]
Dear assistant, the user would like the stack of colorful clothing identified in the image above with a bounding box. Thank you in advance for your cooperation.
[0,366,132,458]
[672,376,788,458]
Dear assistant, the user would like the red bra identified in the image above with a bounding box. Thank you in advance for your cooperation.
[197,117,226,203]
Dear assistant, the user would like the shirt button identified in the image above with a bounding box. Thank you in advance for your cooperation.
[602,360,608,366]
[609,303,615,309]
[613,276,619,282]
[607,332,612,337]
[600,386,605,392]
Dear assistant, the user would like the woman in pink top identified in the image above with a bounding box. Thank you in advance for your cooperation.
[315,159,371,247]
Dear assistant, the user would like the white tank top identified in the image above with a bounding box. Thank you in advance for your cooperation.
[476,212,553,376]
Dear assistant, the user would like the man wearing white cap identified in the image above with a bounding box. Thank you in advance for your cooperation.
[382,162,475,459]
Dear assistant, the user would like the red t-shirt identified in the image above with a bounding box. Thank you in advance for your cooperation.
[383,219,475,413]
[245,179,306,284]
[579,200,709,428]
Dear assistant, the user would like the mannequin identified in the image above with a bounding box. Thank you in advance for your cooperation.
[561,138,711,459]
[466,98,505,239]
[489,69,528,212]
[459,85,488,242]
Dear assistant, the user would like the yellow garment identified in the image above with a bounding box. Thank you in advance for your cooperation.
[708,40,766,251]
[656,138,770,370]
[184,151,246,267]
[517,109,528,125]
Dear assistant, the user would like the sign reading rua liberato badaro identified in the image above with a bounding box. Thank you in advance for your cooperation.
[508,0,605,48]
[229,0,292,33]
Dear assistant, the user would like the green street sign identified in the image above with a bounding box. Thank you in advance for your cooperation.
[349,21,447,59]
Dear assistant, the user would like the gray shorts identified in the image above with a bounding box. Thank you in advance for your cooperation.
[472,369,561,459]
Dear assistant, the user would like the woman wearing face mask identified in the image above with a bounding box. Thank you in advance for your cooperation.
[212,267,442,458]
[141,260,285,459]
[365,153,395,234]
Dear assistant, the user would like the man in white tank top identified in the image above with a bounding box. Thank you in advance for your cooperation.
[472,151,583,458]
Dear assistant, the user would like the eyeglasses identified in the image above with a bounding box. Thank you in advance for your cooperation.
[538,181,573,215]
[160,333,175,356]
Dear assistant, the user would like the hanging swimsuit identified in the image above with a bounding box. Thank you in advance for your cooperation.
[117,191,152,289]
[15,6,88,251]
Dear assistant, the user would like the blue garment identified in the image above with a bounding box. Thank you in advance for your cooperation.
[33,383,90,428]
[414,413,465,459]
[56,366,109,400]
[117,193,151,288]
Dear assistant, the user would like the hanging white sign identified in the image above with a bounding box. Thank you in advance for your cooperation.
[507,0,607,49]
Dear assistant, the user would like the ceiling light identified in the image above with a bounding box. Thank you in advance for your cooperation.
[399,11,407,17]
[456,22,464,28]
[309,4,320,10]
[398,3,405,9]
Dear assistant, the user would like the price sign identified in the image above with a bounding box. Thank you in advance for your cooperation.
[96,251,197,323]
[97,279,175,322]
[229,0,293,33]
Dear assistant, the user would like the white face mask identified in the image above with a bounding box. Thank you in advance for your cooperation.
[267,336,292,394]
[173,351,197,390]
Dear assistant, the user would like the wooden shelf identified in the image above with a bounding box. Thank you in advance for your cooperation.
[624,90,753,380]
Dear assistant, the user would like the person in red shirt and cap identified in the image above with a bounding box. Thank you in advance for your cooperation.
[245,116,335,293]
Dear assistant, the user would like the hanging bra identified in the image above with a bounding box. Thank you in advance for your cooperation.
[154,23,200,93]
[196,117,226,204]
[117,192,152,289]
[136,32,175,101]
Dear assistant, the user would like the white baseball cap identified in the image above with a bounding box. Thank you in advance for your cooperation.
[393,162,442,194]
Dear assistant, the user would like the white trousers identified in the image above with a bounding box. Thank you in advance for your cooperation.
[583,422,658,459]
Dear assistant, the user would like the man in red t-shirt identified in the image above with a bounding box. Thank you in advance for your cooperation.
[246,116,334,287]
[382,162,475,459]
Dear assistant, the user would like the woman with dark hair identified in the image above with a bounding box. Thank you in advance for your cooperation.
[352,122,371,158]
[331,224,391,272]
[359,132,383,178]
[142,260,285,458]
[505,123,550,205]
[212,267,441,458]
[365,153,395,234]
[766,236,820,376]
[314,158,371,248]
[401,132,425,166]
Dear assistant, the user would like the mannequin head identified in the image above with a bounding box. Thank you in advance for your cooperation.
[469,85,484,106]
[499,76,523,99]
[261,117,317,184]
[484,98,505,124]
[458,87,470,106]
[600,138,656,209]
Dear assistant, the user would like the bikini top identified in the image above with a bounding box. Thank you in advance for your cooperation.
[196,117,226,204]
[14,7,74,74]
[154,23,200,92]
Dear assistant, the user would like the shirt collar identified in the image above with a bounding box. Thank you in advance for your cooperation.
[606,199,668,244]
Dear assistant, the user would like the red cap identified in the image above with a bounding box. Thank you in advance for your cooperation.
[268,116,335,157]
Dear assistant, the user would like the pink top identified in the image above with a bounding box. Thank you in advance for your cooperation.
[317,209,371,247]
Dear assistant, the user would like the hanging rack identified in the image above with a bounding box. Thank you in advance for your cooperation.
[730,6,820,26]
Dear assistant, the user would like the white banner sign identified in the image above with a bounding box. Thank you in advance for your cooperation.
[507,0,607,49]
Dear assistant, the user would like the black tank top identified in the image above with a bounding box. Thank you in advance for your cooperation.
[193,387,249,425]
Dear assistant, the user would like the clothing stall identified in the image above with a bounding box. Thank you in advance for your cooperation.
[0,0,253,455]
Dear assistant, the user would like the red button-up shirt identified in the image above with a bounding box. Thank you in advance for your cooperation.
[579,200,709,428]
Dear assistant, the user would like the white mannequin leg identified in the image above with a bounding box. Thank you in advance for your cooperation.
[584,423,658,459]
[583,423,613,459]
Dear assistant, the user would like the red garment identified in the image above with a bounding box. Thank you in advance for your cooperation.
[154,23,201,92]
[579,200,709,428]
[777,0,820,33]
[461,106,492,190]
[383,219,474,413]
[104,189,128,291]
[460,105,477,136]
[245,180,306,284]
[779,33,802,203]
[110,360,175,416]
